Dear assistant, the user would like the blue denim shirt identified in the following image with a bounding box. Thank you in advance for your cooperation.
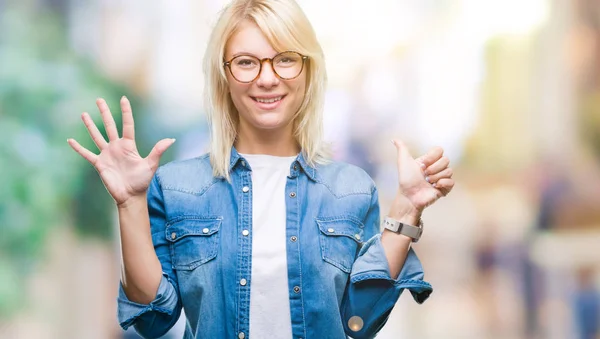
[117,147,432,339]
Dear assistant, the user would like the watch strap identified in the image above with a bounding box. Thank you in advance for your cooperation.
[382,216,423,242]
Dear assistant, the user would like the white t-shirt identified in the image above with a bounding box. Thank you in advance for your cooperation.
[240,153,296,339]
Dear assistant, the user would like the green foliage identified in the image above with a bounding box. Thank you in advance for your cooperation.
[0,4,146,318]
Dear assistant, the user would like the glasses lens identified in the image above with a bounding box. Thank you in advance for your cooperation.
[230,55,260,82]
[273,52,304,79]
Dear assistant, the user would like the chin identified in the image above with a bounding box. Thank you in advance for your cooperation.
[246,111,291,130]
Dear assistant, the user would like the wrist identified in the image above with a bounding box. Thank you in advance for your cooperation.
[388,213,421,227]
[117,194,148,211]
[388,193,422,225]
[382,215,424,242]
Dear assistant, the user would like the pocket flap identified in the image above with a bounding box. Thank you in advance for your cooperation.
[166,217,222,243]
[316,216,364,242]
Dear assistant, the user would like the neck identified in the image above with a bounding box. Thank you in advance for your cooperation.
[235,123,300,156]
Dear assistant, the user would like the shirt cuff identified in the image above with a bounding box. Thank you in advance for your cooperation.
[350,234,433,304]
[117,273,179,329]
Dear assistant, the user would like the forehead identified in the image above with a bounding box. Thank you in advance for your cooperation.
[226,20,278,58]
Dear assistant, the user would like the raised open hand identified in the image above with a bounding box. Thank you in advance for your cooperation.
[67,97,175,206]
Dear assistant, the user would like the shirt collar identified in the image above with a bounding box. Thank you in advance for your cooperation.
[229,146,317,181]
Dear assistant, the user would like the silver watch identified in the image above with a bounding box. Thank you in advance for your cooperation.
[382,216,424,243]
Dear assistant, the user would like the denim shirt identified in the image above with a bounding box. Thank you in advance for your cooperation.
[117,147,432,339]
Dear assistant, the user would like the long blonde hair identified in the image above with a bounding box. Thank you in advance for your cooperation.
[203,0,330,180]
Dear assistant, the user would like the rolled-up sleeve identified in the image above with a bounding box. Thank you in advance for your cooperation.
[118,273,180,332]
[116,172,182,338]
[341,186,433,339]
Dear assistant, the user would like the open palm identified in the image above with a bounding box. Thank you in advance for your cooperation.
[68,97,175,206]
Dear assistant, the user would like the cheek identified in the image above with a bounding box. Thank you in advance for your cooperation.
[290,79,307,109]
[297,72,308,97]
[228,82,250,110]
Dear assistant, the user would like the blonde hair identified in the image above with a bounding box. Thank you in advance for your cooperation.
[203,0,330,180]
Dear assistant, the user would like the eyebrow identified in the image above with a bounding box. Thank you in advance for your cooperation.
[231,51,258,58]
[230,51,279,59]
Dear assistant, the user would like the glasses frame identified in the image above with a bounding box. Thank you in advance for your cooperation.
[223,51,309,83]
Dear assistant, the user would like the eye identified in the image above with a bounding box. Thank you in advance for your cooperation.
[234,57,258,68]
[275,53,301,67]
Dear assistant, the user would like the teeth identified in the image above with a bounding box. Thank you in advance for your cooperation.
[255,96,282,103]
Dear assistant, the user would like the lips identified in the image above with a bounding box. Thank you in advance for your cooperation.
[251,95,286,110]
[253,96,283,103]
[251,95,285,103]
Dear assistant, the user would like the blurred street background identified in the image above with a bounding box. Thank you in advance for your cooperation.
[1,0,600,338]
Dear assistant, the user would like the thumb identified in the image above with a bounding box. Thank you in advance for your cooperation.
[391,139,416,166]
[147,138,176,170]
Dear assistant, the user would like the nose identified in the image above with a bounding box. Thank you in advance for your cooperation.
[256,60,280,89]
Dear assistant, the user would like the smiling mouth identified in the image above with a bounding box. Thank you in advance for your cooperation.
[251,95,285,103]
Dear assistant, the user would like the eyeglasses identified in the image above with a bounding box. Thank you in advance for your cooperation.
[223,51,308,83]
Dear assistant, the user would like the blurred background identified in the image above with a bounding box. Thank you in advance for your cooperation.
[1,0,600,338]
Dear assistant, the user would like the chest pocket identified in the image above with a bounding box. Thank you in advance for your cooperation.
[316,216,365,273]
[166,217,222,271]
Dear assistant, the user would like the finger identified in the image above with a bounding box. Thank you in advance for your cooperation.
[415,146,443,168]
[432,178,454,196]
[146,138,176,170]
[81,112,108,150]
[67,138,98,165]
[424,156,450,176]
[96,98,119,141]
[120,96,135,140]
[426,167,453,184]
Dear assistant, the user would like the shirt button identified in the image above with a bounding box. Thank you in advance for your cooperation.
[240,278,247,286]
[293,286,300,293]
[290,236,297,242]
[242,230,249,236]
[238,332,245,339]
[293,165,298,170]
[354,234,361,240]
[202,228,209,234]
[171,232,176,240]
[348,316,364,331]
[289,192,296,198]
[241,160,246,167]
[242,186,250,193]
[327,228,335,233]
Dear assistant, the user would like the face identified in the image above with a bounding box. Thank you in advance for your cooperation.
[224,20,307,135]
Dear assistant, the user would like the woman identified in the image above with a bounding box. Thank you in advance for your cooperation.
[68,0,454,338]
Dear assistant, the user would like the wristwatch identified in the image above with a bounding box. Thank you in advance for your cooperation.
[382,216,424,243]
